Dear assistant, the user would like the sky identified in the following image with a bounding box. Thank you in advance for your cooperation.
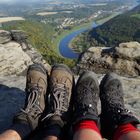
[0,0,101,3]
[0,0,44,3]
[0,0,138,4]
[0,0,17,2]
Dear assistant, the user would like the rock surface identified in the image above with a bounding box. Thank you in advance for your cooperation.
[0,74,140,133]
[0,30,51,76]
[0,30,140,138]
[77,42,140,76]
[0,30,11,44]
[0,42,33,76]
[0,29,51,132]
[0,76,25,133]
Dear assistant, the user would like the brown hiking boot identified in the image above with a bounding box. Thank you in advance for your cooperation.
[14,63,48,130]
[42,64,74,127]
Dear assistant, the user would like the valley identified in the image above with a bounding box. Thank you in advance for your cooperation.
[0,0,139,66]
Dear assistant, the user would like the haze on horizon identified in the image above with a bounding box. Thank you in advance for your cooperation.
[0,0,138,5]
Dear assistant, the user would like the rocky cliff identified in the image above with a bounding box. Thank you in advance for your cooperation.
[0,30,51,132]
[0,30,51,76]
[0,30,140,134]
[77,42,140,76]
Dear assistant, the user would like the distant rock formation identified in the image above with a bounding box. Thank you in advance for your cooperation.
[77,42,140,76]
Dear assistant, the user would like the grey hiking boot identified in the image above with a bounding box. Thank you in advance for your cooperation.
[42,64,74,127]
[14,63,48,130]
[100,73,140,140]
[73,71,100,125]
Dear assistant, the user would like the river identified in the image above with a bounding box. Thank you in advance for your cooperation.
[59,22,98,59]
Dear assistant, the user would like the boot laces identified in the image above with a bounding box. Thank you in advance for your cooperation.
[42,82,68,121]
[21,84,43,119]
[53,83,68,112]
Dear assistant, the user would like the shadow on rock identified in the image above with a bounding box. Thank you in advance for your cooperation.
[0,84,26,133]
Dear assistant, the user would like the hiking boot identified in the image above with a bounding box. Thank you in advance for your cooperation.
[100,73,140,140]
[73,71,100,125]
[42,64,74,127]
[14,63,48,130]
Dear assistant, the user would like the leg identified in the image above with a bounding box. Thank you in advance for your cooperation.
[0,130,21,140]
[0,64,48,140]
[74,129,102,140]
[43,136,58,140]
[41,64,74,140]
[119,131,140,140]
[113,123,140,140]
[100,73,140,140]
[73,71,103,140]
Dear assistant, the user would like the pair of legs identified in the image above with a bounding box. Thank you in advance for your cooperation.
[0,63,140,140]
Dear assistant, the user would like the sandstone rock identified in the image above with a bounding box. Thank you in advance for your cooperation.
[0,30,11,44]
[0,29,139,136]
[0,76,26,132]
[10,30,30,50]
[0,42,33,76]
[25,46,51,73]
[0,74,140,133]
[0,30,52,132]
[11,30,28,43]
[77,42,140,76]
[0,30,51,75]
[115,42,140,60]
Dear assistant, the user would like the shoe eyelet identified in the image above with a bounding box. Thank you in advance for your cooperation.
[83,112,86,116]
[118,110,121,113]
[89,104,92,108]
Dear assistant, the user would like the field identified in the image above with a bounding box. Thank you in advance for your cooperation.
[37,12,58,16]
[0,17,25,23]
[90,3,107,6]
[61,11,73,13]
[37,11,73,16]
[131,14,140,19]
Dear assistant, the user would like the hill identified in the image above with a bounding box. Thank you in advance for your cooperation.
[88,4,140,47]
[70,4,140,53]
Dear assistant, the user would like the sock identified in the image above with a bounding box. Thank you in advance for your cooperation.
[44,124,62,138]
[11,123,32,139]
[74,120,101,137]
[113,123,139,140]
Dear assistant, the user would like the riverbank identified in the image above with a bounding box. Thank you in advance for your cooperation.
[53,13,119,58]
[52,21,92,54]
[57,14,116,59]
